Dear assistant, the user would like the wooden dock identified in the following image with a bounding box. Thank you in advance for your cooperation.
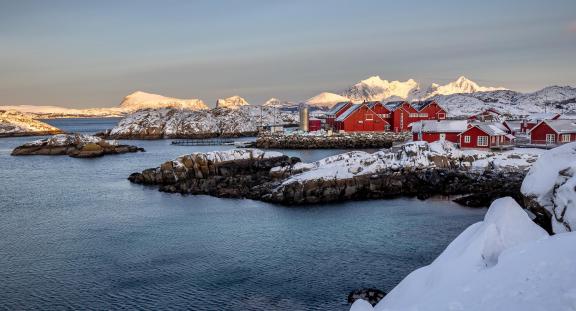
[171,138,237,146]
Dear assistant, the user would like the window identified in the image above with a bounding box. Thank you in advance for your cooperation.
[365,114,373,121]
[419,113,428,117]
[546,134,556,144]
[464,136,471,143]
[409,113,419,118]
[437,113,446,119]
[477,136,489,146]
[562,134,571,142]
[378,113,391,118]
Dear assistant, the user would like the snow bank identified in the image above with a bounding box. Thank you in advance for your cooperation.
[175,149,284,166]
[352,197,576,311]
[521,142,576,233]
[22,134,106,147]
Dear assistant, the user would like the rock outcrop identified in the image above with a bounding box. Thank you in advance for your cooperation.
[0,110,63,137]
[128,149,299,197]
[256,132,410,149]
[11,134,144,158]
[128,142,541,207]
[521,142,576,234]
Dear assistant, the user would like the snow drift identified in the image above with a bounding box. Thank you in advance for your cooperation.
[351,197,576,311]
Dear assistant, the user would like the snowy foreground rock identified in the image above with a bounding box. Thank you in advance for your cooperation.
[11,134,144,158]
[350,197,576,311]
[0,110,62,137]
[106,106,297,139]
[521,142,576,234]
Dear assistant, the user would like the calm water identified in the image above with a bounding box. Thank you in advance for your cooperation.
[0,119,485,311]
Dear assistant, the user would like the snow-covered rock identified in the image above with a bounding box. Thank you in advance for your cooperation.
[119,91,208,112]
[0,110,62,136]
[521,142,576,233]
[108,106,297,139]
[351,197,576,311]
[305,92,351,108]
[215,95,250,109]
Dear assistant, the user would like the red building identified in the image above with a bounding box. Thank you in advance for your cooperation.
[529,119,576,145]
[411,120,468,143]
[308,118,322,132]
[334,102,390,132]
[411,100,447,121]
[325,101,353,128]
[384,101,418,132]
[521,112,560,133]
[458,124,515,149]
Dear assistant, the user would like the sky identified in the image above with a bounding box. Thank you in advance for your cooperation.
[1,0,575,108]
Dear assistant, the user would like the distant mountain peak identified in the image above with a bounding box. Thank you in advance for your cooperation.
[120,91,208,111]
[216,95,250,109]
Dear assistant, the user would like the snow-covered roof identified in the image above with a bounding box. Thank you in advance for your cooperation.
[527,112,560,122]
[503,120,522,131]
[476,124,508,136]
[535,119,576,134]
[411,120,468,133]
[335,104,361,122]
[326,101,350,115]
[365,101,381,109]
[411,100,435,111]
[384,101,406,111]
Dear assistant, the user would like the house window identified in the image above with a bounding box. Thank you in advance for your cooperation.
[378,113,391,118]
[358,120,363,124]
[562,134,571,142]
[464,136,471,143]
[477,136,489,146]
[365,114,373,121]
[546,134,556,144]
[419,113,428,117]
[409,113,419,118]
[437,113,446,119]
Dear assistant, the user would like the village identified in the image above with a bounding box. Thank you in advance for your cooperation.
[285,100,576,150]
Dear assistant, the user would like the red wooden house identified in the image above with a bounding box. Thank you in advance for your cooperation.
[334,102,390,132]
[411,120,468,143]
[458,123,515,149]
[325,101,353,128]
[521,112,560,133]
[384,101,419,132]
[411,100,447,121]
[529,119,576,145]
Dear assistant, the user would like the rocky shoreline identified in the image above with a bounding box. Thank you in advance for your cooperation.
[255,132,410,149]
[0,130,63,138]
[127,142,540,207]
[12,134,145,158]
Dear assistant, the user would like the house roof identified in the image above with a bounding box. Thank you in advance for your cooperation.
[365,101,381,109]
[526,112,560,122]
[384,101,406,111]
[335,104,361,122]
[326,101,351,115]
[503,120,522,131]
[411,120,468,134]
[475,124,508,136]
[411,100,435,111]
[535,119,576,134]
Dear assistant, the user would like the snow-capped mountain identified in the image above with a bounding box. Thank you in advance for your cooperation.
[0,110,63,136]
[120,91,208,111]
[342,76,420,102]
[215,96,250,109]
[0,105,125,118]
[262,98,297,108]
[340,75,505,102]
[305,92,350,108]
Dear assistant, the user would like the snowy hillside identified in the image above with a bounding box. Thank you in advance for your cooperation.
[215,95,250,109]
[0,105,125,118]
[305,92,350,108]
[108,106,297,139]
[351,197,576,311]
[0,110,62,136]
[119,91,208,111]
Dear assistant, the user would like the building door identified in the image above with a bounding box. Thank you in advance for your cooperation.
[439,133,446,141]
[546,134,556,145]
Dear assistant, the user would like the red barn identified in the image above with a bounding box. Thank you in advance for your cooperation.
[459,124,515,149]
[529,119,576,145]
[411,120,468,143]
[521,112,560,133]
[334,103,390,132]
[325,101,353,128]
[384,101,419,132]
[411,100,447,121]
